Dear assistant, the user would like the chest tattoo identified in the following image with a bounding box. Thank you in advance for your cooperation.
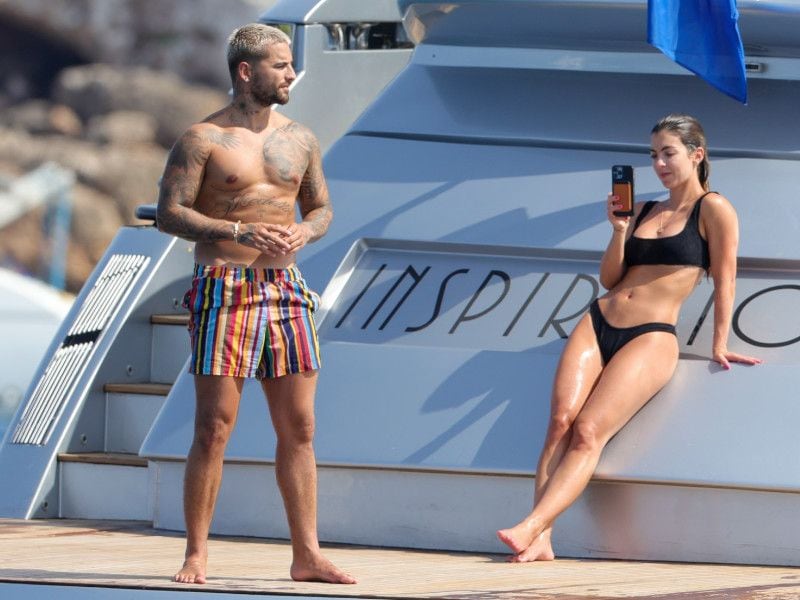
[207,130,240,150]
[262,124,310,183]
[211,193,293,218]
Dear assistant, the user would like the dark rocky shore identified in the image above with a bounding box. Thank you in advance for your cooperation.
[0,0,268,292]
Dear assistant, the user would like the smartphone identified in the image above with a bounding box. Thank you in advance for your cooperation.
[611,165,634,217]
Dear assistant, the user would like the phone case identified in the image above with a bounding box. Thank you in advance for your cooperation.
[611,164,634,217]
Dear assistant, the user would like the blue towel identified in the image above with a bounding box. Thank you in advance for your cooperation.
[648,0,747,104]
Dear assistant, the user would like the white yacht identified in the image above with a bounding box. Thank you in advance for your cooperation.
[1,1,799,598]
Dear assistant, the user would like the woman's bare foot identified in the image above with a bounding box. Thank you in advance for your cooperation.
[497,518,542,555]
[174,557,207,584]
[290,552,357,584]
[508,532,555,563]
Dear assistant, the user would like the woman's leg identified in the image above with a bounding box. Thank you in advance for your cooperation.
[499,314,603,560]
[498,329,679,558]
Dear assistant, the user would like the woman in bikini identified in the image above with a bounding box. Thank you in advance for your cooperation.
[496,113,762,562]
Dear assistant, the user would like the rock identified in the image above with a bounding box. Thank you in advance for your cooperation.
[0,207,47,275]
[0,160,23,179]
[53,64,229,147]
[0,100,82,136]
[89,144,167,222]
[0,0,273,89]
[70,183,124,263]
[86,110,158,145]
[0,123,167,217]
[0,125,167,223]
[65,239,94,293]
[49,105,84,137]
[0,171,125,293]
[0,0,280,293]
[66,183,123,291]
[0,126,106,184]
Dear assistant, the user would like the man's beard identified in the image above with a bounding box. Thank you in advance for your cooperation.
[251,76,289,106]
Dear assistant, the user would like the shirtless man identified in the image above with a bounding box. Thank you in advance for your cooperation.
[156,23,355,585]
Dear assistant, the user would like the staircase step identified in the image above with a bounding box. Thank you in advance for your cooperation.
[150,313,189,326]
[150,314,189,383]
[104,383,170,454]
[104,382,171,395]
[58,452,150,521]
[60,452,147,467]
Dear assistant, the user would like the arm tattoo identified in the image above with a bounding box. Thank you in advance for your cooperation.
[156,126,232,242]
[295,126,332,241]
[167,130,207,172]
[157,210,231,243]
[301,203,333,241]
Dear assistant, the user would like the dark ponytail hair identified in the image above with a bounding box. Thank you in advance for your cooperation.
[651,114,710,191]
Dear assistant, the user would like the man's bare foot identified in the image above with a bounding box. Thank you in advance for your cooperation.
[508,532,555,563]
[290,552,357,584]
[174,557,207,584]
[497,519,541,555]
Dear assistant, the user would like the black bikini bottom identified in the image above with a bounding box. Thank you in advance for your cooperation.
[589,300,677,365]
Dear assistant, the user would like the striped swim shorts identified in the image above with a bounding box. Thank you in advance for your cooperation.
[184,264,322,379]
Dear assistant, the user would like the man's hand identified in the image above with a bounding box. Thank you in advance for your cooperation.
[283,222,313,253]
[239,223,294,257]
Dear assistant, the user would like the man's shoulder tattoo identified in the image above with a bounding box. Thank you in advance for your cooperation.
[168,130,208,170]
[206,129,240,150]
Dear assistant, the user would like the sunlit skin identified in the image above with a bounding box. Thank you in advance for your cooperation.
[158,42,331,271]
[157,37,355,585]
[496,129,761,562]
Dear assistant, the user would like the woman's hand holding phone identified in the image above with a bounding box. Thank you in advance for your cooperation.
[607,193,630,233]
[611,164,634,217]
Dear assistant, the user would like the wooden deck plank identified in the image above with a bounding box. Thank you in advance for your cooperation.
[0,519,799,598]
[103,383,172,395]
[58,452,148,467]
[150,314,189,326]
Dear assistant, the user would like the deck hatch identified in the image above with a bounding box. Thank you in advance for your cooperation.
[11,254,150,446]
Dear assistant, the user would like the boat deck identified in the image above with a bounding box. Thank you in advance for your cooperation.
[1,519,799,599]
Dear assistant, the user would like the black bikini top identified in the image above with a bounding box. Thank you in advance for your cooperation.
[624,192,711,271]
